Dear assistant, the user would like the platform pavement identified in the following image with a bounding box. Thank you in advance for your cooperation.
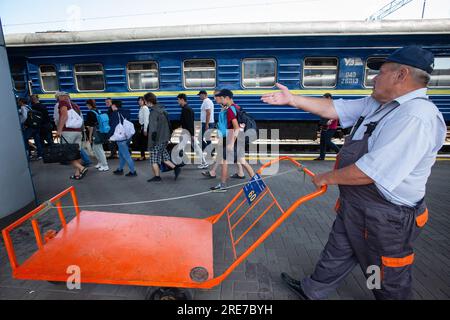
[0,158,449,300]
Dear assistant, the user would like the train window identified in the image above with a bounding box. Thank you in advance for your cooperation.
[74,64,105,91]
[429,57,450,87]
[183,59,216,88]
[39,65,58,92]
[127,62,159,90]
[364,57,385,88]
[11,64,26,91]
[303,57,338,88]
[242,58,276,88]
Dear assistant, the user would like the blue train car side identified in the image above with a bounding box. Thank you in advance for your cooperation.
[5,20,450,138]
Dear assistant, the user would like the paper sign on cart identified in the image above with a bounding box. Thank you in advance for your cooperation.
[243,174,267,206]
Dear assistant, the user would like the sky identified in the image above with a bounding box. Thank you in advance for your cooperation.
[0,0,449,34]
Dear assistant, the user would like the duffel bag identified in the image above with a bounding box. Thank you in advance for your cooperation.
[43,136,81,163]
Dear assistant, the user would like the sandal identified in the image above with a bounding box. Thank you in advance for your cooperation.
[201,171,216,179]
[70,175,82,180]
[230,173,246,179]
[80,167,88,178]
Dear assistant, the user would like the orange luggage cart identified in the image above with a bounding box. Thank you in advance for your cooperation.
[2,157,326,299]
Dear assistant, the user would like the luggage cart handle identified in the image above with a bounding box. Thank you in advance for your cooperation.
[2,186,80,272]
[202,156,327,289]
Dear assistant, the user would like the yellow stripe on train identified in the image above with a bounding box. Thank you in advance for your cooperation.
[38,89,450,100]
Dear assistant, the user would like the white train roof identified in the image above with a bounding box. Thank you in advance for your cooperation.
[5,19,450,47]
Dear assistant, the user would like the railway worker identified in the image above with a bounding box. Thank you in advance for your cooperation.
[315,93,340,160]
[210,89,255,192]
[198,90,216,157]
[177,93,207,168]
[144,92,181,182]
[56,92,88,180]
[261,46,446,300]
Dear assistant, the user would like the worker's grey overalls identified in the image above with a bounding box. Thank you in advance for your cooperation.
[302,105,429,300]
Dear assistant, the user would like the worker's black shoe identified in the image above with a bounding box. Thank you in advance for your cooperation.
[281,272,310,300]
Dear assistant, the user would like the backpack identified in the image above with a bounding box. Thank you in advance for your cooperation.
[24,106,43,128]
[230,105,258,142]
[91,110,110,133]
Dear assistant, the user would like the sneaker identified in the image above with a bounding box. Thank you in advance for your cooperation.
[125,171,137,177]
[95,163,101,169]
[147,176,162,182]
[98,166,109,172]
[113,169,124,175]
[280,272,310,300]
[174,166,181,180]
[210,183,227,192]
[230,173,246,179]
[197,163,209,169]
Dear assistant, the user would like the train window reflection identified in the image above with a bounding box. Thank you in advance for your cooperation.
[127,62,159,90]
[183,59,216,88]
[430,57,450,87]
[364,57,385,88]
[74,64,105,91]
[242,58,276,88]
[39,65,58,92]
[303,57,338,88]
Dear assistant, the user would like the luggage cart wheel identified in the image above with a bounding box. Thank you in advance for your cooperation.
[146,287,192,300]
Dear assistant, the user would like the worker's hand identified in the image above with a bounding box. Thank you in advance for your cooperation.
[56,130,62,138]
[261,83,295,106]
[312,172,329,189]
[144,131,148,137]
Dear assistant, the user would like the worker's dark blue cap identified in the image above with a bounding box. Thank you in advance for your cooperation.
[214,89,233,98]
[368,46,434,74]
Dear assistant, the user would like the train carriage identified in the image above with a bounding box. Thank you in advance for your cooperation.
[5,19,450,138]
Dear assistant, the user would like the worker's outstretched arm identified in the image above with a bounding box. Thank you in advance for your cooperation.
[261,83,339,120]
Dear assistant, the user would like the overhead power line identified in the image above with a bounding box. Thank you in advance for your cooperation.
[3,0,320,28]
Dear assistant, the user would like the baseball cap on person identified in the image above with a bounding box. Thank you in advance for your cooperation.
[214,89,233,99]
[367,46,435,74]
[197,90,208,95]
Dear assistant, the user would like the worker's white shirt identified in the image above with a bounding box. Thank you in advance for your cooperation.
[334,88,446,207]
[200,98,215,123]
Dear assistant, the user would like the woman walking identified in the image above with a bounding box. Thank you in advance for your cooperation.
[85,99,109,171]
[137,96,149,161]
[109,100,137,177]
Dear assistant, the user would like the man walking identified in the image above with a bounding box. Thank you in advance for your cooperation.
[177,93,207,168]
[144,92,181,182]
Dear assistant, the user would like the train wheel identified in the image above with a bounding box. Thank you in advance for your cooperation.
[146,287,192,300]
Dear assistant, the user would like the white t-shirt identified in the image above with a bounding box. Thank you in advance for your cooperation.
[200,98,215,123]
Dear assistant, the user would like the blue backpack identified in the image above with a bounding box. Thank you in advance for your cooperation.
[91,110,110,133]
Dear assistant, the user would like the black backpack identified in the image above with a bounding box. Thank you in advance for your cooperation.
[24,107,43,128]
[230,105,258,142]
